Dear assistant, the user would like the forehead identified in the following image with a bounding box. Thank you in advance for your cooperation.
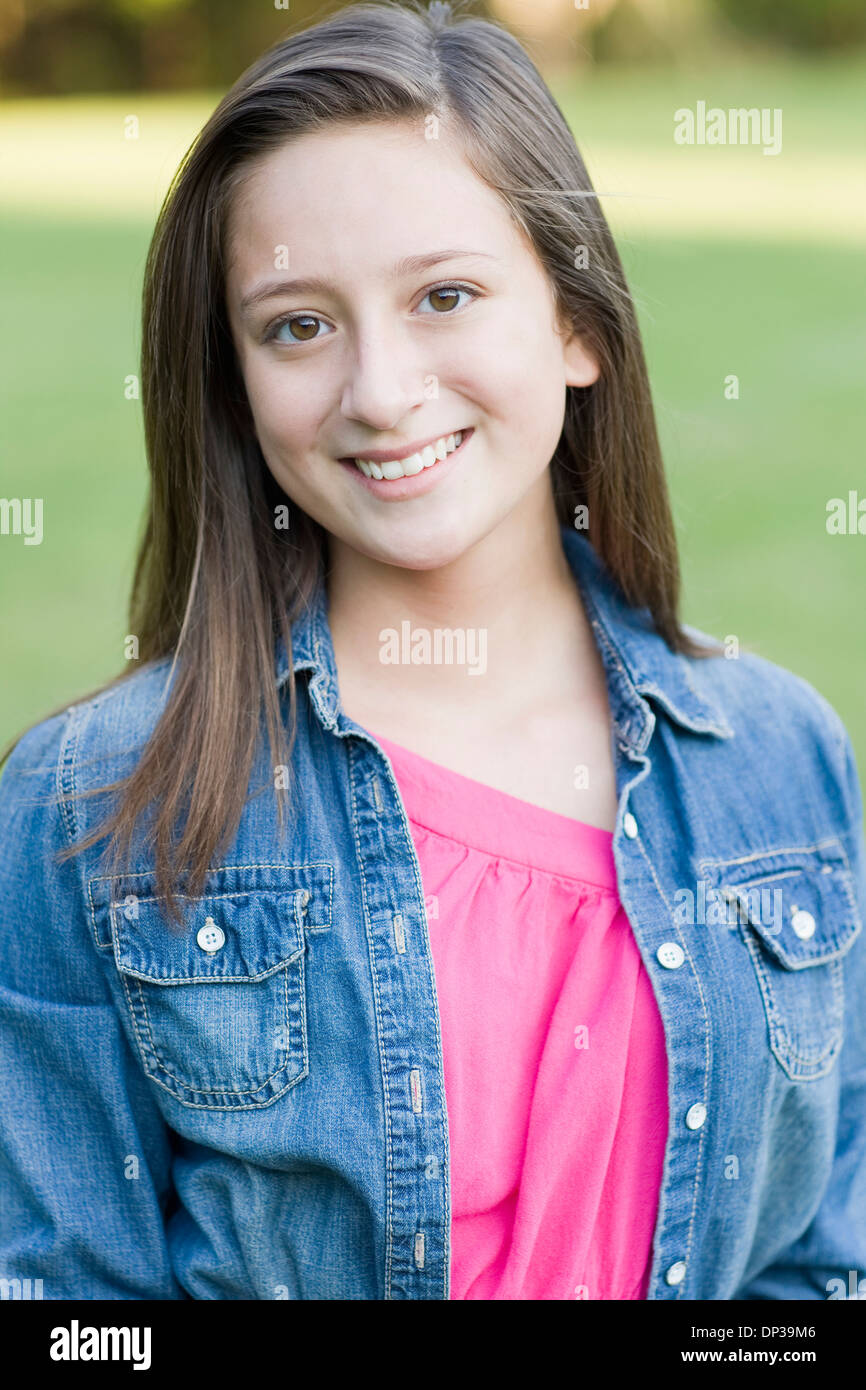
[224,120,523,288]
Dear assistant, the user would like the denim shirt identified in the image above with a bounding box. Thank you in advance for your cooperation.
[1,525,864,1302]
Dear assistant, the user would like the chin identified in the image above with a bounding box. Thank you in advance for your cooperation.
[359,523,480,573]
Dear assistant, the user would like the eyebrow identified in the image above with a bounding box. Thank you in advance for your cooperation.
[238,249,498,313]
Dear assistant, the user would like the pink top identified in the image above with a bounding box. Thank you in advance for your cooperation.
[372,731,669,1301]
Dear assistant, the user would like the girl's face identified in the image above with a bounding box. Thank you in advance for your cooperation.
[225,119,599,570]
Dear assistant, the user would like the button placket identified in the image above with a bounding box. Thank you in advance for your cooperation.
[612,755,705,1303]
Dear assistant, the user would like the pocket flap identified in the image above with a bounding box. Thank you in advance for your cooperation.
[699,840,862,969]
[88,863,332,982]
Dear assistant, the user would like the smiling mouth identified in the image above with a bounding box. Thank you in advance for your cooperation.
[348,431,466,480]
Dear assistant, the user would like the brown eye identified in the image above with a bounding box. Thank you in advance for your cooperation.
[286,315,320,341]
[267,313,333,347]
[428,288,460,312]
[418,285,475,316]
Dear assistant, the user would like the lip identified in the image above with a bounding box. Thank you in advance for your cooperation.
[338,428,474,501]
[338,428,466,465]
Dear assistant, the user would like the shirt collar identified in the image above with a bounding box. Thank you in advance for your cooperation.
[276,524,732,751]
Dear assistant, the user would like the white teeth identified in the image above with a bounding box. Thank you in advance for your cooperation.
[353,430,465,480]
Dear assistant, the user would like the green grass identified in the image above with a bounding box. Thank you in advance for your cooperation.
[549,51,866,155]
[0,218,151,734]
[626,234,866,753]
[1,59,864,772]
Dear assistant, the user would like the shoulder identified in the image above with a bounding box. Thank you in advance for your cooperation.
[682,621,850,747]
[1,658,173,815]
[680,622,861,822]
[0,675,177,1001]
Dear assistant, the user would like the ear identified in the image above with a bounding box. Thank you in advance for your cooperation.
[562,328,600,388]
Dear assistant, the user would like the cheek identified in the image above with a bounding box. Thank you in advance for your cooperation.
[464,299,566,415]
[243,362,319,457]
[480,349,566,462]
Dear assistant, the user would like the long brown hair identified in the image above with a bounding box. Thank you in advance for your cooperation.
[4,0,722,923]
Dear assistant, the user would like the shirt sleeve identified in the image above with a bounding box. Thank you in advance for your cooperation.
[735,713,866,1301]
[0,710,188,1300]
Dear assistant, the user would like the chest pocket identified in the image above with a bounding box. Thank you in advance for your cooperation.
[699,840,862,1082]
[89,864,332,1110]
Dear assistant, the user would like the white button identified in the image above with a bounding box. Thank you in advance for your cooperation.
[665,1260,687,1286]
[791,909,816,940]
[196,917,225,953]
[623,812,638,839]
[656,941,685,970]
[685,1102,707,1130]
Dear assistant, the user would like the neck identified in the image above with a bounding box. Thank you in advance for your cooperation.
[326,481,602,720]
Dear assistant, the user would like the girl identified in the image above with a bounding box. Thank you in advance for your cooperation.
[1,0,864,1302]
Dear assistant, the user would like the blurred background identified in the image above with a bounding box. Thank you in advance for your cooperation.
[1,0,864,764]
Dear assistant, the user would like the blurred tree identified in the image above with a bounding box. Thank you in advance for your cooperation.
[0,0,354,95]
[713,0,866,50]
[487,0,732,68]
[1,3,144,92]
[2,0,865,95]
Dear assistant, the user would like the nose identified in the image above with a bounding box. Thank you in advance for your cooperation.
[340,318,428,430]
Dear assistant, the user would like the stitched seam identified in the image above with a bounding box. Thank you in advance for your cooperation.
[374,748,453,1301]
[93,868,333,928]
[141,1070,304,1110]
[295,942,309,1082]
[699,838,843,874]
[118,965,299,984]
[93,867,333,957]
[740,924,843,1075]
[115,916,304,983]
[113,904,306,1101]
[728,869,803,888]
[638,678,731,737]
[125,890,306,905]
[588,617,640,741]
[55,704,87,847]
[347,739,395,1299]
[130,965,299,1096]
[721,864,862,964]
[90,862,333,886]
[87,876,112,952]
[118,966,153,1073]
[577,566,728,736]
[362,734,452,1298]
[56,702,110,968]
